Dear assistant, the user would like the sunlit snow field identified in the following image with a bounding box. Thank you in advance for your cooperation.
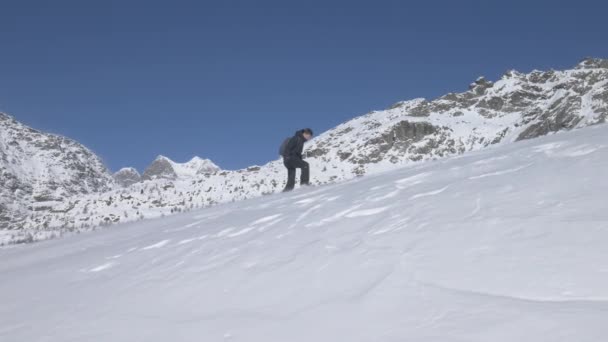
[1,124,607,341]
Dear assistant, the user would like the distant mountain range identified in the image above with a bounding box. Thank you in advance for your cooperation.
[112,156,220,188]
[1,57,607,245]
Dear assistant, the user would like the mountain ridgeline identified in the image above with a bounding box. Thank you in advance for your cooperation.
[1,58,607,245]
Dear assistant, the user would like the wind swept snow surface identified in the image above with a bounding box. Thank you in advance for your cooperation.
[1,125,608,341]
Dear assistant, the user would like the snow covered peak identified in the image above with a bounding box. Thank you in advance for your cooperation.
[0,112,22,126]
[469,76,494,91]
[168,157,220,178]
[387,98,426,110]
[153,155,171,162]
[0,112,114,231]
[576,57,608,69]
[117,167,139,173]
[0,112,26,128]
[188,156,205,162]
[142,155,220,181]
[303,60,608,178]
[179,156,220,176]
[142,156,177,180]
[113,167,141,188]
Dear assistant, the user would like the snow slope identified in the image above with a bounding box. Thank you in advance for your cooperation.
[1,124,607,341]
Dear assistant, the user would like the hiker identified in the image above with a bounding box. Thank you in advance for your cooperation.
[280,128,314,192]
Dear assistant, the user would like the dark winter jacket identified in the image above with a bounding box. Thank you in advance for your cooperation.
[284,130,307,160]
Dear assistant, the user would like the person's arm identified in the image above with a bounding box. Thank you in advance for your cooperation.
[295,137,304,159]
[286,137,297,157]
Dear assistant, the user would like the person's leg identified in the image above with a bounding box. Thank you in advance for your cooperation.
[299,161,310,185]
[283,159,296,191]
[284,167,296,191]
[290,159,310,185]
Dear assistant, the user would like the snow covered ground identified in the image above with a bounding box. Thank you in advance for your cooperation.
[1,124,607,341]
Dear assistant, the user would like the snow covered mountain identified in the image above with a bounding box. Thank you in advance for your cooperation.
[1,58,607,245]
[302,57,607,179]
[141,155,220,181]
[0,114,221,242]
[114,156,220,186]
[0,113,114,233]
[1,124,607,341]
[113,167,141,187]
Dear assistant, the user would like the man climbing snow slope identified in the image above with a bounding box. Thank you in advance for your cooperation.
[280,128,313,192]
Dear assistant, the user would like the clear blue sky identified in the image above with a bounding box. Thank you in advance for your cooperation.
[1,0,607,172]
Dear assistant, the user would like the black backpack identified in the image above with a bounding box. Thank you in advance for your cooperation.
[279,137,291,157]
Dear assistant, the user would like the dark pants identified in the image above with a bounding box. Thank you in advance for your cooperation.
[283,157,309,191]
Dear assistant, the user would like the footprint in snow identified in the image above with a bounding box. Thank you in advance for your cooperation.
[532,141,565,153]
[215,227,236,237]
[164,219,206,232]
[88,262,116,272]
[555,144,602,158]
[105,254,122,260]
[345,207,389,218]
[177,235,208,245]
[306,205,362,227]
[367,189,401,202]
[409,186,449,200]
[294,197,322,205]
[468,164,531,180]
[395,172,431,189]
[324,195,342,202]
[226,227,256,237]
[140,239,171,250]
[251,214,282,225]
[472,155,508,165]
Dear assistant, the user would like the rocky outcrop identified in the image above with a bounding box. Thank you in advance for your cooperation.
[142,156,178,180]
[576,57,608,70]
[301,58,607,179]
[113,168,142,187]
[142,156,220,181]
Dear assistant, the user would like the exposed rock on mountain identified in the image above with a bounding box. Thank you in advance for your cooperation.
[142,156,178,181]
[0,113,114,236]
[113,168,141,188]
[304,57,607,178]
[142,156,220,181]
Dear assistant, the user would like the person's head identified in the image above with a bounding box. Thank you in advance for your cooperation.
[302,128,313,141]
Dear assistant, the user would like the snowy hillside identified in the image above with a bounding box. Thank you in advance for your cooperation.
[1,123,607,341]
[0,113,114,231]
[2,58,607,244]
[303,57,607,178]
